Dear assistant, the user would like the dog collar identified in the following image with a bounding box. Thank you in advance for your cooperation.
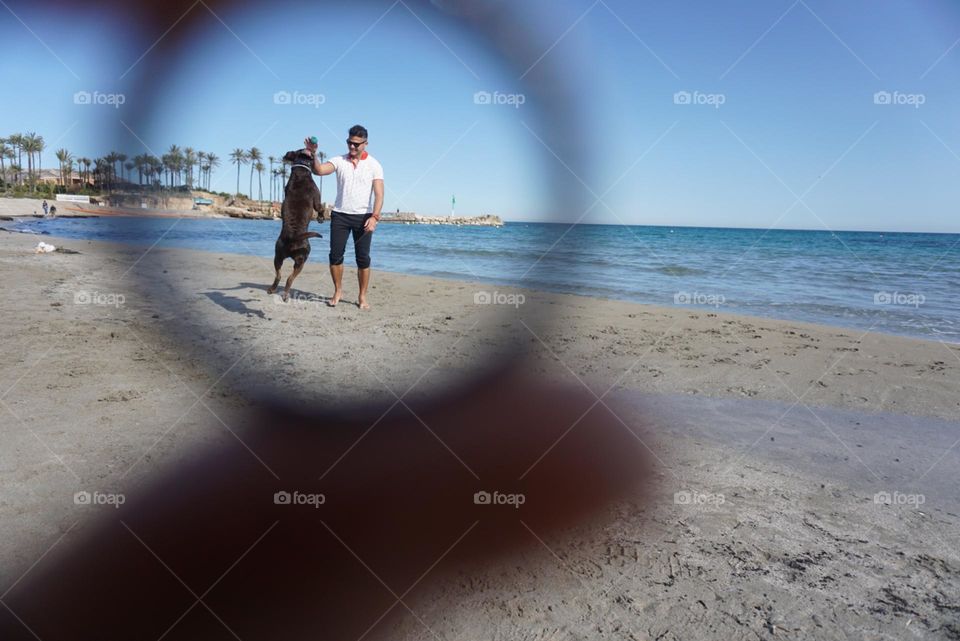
[290,164,312,171]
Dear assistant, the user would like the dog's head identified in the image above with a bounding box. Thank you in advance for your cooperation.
[283,149,314,174]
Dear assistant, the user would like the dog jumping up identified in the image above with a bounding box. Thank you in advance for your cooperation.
[268,149,325,301]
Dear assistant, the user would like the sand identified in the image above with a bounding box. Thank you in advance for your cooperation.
[0,231,957,640]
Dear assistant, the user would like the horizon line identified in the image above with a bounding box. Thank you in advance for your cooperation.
[497,219,960,236]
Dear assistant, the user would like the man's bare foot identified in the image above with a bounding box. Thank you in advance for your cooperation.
[358,298,371,310]
[328,291,343,307]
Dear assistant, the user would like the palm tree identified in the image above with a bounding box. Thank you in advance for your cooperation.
[103,152,117,189]
[0,139,9,185]
[165,144,182,187]
[7,134,23,185]
[94,158,111,190]
[161,153,172,188]
[247,147,261,199]
[195,151,206,190]
[133,154,149,185]
[5,147,15,182]
[117,153,128,183]
[34,135,44,188]
[230,148,248,197]
[184,147,196,189]
[55,148,72,187]
[205,153,220,191]
[16,133,29,186]
[255,161,264,203]
[149,156,163,189]
[267,156,275,202]
[22,132,43,190]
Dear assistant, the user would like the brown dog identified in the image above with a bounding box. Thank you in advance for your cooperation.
[267,149,324,301]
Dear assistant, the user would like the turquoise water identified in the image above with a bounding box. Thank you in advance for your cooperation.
[15,216,960,341]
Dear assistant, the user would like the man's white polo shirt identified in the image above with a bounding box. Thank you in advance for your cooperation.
[329,152,384,215]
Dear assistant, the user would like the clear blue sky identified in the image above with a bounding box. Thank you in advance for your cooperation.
[2,0,960,231]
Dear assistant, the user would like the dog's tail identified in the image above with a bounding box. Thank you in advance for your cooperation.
[294,231,322,241]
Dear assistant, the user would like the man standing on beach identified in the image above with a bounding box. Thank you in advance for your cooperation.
[304,125,384,310]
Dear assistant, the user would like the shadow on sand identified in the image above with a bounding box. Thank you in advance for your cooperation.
[203,282,331,318]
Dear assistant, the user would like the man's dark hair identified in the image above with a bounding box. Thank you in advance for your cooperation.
[348,124,368,140]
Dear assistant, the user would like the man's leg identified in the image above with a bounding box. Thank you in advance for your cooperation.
[329,264,344,306]
[354,215,374,310]
[357,268,371,310]
[328,213,349,307]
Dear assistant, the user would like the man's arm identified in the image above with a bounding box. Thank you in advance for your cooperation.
[372,179,384,218]
[304,136,336,176]
[312,154,336,176]
[364,178,384,232]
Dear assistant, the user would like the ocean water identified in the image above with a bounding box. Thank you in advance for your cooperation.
[14,216,960,342]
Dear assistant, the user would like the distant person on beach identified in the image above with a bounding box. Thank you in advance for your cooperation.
[304,125,384,310]
[42,200,48,216]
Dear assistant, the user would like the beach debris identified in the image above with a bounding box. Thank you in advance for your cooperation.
[35,241,57,253]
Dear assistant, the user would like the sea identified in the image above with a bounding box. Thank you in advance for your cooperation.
[13,216,960,342]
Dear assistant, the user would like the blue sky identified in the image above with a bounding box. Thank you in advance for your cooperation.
[2,0,960,232]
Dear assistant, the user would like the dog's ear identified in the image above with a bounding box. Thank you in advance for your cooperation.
[282,150,297,163]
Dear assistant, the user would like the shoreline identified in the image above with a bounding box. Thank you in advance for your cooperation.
[7,228,958,347]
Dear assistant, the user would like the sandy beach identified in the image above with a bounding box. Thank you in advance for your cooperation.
[1,231,958,640]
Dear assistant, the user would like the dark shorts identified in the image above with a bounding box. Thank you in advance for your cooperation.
[329,211,373,269]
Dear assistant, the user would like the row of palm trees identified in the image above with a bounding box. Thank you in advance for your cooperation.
[0,132,45,190]
[2,133,323,204]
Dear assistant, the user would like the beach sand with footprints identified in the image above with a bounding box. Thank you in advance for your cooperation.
[1,231,958,640]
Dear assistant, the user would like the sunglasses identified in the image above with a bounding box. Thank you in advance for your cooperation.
[346,139,367,148]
